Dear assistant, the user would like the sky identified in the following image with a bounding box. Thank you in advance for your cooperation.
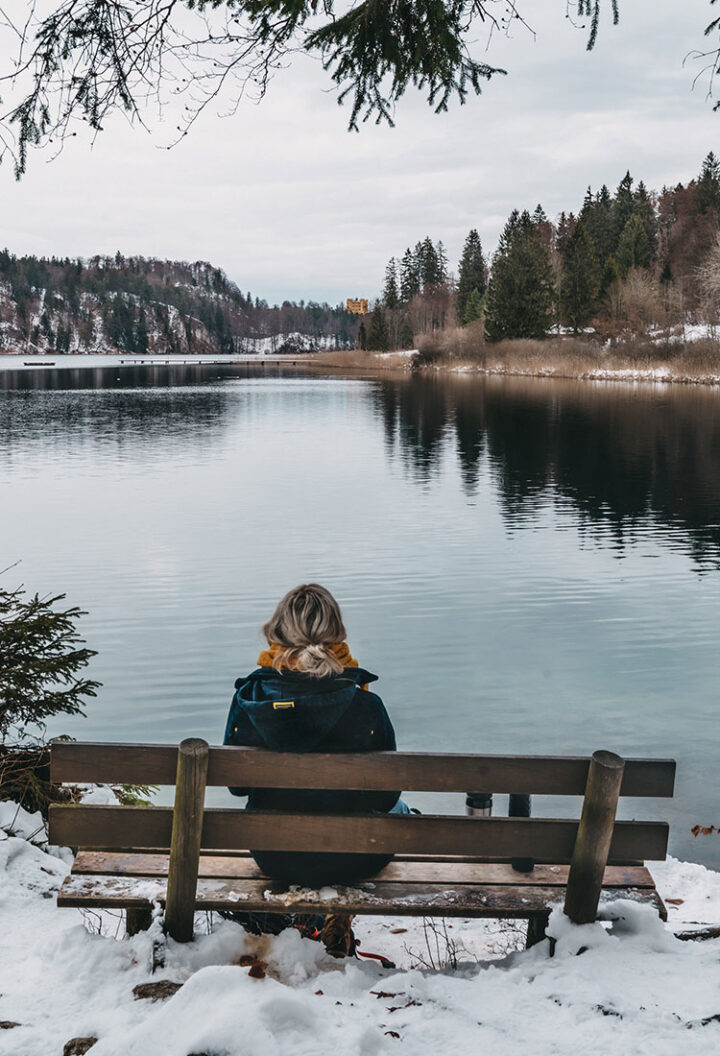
[0,0,718,304]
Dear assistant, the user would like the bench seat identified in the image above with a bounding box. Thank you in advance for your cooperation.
[58,852,667,920]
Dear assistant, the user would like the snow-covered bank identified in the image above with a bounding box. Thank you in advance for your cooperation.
[2,801,720,1056]
[441,362,720,386]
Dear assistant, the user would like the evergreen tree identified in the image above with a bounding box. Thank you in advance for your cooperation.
[462,288,485,325]
[55,322,72,353]
[555,212,573,257]
[357,319,367,350]
[40,310,53,345]
[414,240,427,286]
[616,215,651,277]
[581,185,615,266]
[532,202,554,255]
[601,255,620,299]
[634,180,658,259]
[412,236,448,288]
[366,302,390,351]
[456,229,487,323]
[400,247,421,303]
[382,258,399,309]
[485,210,555,342]
[398,314,415,349]
[436,240,449,283]
[135,309,149,354]
[613,171,635,243]
[417,237,439,287]
[696,151,720,214]
[559,220,600,331]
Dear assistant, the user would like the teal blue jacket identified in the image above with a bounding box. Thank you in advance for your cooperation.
[223,666,400,884]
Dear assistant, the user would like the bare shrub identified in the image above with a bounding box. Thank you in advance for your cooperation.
[674,337,720,372]
[80,907,125,939]
[695,233,720,330]
[404,917,464,970]
[408,286,456,336]
[604,268,668,340]
[403,917,526,970]
[416,323,485,366]
[482,336,607,376]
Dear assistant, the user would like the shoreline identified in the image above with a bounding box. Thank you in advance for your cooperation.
[4,350,720,388]
[305,357,720,387]
[437,362,720,387]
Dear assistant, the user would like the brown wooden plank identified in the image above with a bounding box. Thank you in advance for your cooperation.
[50,805,669,862]
[71,851,657,889]
[50,743,676,797]
[51,742,178,784]
[56,873,666,919]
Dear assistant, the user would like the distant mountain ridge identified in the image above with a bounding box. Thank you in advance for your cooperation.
[0,251,357,355]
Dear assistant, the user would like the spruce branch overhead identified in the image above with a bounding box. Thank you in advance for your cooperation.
[0,2,715,176]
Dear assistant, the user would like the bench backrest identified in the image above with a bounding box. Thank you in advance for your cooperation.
[49,741,674,865]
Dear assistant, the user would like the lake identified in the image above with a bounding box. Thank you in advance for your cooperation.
[2,358,719,866]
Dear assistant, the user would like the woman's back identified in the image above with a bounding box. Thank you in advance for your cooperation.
[223,585,401,885]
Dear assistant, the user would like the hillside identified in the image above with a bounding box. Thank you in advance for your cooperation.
[0,252,358,356]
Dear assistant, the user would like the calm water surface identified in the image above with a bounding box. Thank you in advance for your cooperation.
[2,362,719,866]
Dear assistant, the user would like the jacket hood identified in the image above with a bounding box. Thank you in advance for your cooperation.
[233,667,377,751]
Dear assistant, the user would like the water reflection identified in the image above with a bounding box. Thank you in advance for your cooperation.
[3,366,720,567]
[2,366,719,866]
[372,375,720,569]
[0,361,288,392]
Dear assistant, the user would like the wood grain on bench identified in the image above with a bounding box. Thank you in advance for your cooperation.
[71,851,657,887]
[49,805,669,862]
[57,873,667,919]
[50,743,676,797]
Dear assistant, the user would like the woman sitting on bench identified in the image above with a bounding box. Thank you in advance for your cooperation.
[223,583,408,957]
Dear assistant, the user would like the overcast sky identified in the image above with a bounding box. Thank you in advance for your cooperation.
[1,0,718,303]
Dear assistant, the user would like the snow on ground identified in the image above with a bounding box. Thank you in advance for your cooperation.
[2,801,720,1056]
[374,350,418,360]
[446,363,720,386]
[579,367,720,385]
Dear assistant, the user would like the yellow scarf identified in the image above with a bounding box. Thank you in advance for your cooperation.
[257,641,359,670]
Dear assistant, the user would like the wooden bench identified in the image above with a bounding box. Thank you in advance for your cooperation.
[49,741,675,947]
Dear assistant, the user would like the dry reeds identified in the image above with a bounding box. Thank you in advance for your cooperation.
[415,328,720,383]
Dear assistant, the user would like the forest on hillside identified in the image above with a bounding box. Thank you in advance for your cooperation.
[0,254,357,356]
[363,153,720,357]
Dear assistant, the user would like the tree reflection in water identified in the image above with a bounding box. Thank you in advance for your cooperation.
[371,374,720,570]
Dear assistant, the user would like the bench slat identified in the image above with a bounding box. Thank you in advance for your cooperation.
[71,850,657,888]
[49,805,669,863]
[49,743,675,797]
[56,872,667,919]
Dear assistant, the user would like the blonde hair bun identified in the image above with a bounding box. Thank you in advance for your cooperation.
[263,585,347,678]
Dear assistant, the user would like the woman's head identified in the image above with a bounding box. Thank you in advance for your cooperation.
[263,584,347,677]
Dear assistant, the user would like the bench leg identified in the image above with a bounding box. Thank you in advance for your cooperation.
[165,738,209,943]
[126,908,153,936]
[526,912,550,948]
